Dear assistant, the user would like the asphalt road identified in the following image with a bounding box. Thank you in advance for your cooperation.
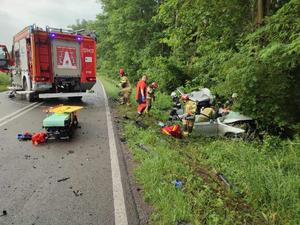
[0,82,139,225]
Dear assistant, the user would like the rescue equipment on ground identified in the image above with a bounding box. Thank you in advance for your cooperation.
[161,124,182,139]
[43,105,83,140]
[32,132,46,145]
[17,132,32,141]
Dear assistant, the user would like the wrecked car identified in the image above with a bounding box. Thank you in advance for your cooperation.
[173,88,258,139]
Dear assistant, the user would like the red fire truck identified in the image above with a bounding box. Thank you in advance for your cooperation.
[0,44,11,73]
[9,25,96,101]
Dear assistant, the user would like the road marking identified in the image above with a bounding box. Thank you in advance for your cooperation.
[0,102,40,124]
[0,102,43,127]
[100,81,128,225]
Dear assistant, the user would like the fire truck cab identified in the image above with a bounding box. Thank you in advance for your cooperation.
[0,45,11,73]
[11,25,97,101]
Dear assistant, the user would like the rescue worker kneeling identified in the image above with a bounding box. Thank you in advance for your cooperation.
[180,95,197,137]
[118,68,132,106]
[196,106,216,122]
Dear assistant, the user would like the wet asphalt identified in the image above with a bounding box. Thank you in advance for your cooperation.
[0,82,139,225]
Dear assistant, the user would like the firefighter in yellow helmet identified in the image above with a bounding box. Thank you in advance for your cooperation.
[118,68,132,105]
[180,94,197,137]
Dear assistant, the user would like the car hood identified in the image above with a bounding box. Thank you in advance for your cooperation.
[222,111,253,124]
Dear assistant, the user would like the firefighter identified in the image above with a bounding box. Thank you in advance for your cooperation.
[180,95,197,137]
[197,106,216,122]
[118,68,132,105]
[135,75,148,120]
[168,91,182,121]
[145,81,158,113]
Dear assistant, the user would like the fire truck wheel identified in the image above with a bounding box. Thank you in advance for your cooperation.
[23,79,35,102]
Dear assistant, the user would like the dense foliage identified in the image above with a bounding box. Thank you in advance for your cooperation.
[76,0,299,134]
[100,77,300,224]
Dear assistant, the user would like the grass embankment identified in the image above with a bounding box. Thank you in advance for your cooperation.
[0,72,9,92]
[99,76,300,225]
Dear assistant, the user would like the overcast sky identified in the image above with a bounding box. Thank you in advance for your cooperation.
[0,0,101,47]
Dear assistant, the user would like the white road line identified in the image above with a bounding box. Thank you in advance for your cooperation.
[0,102,43,127]
[0,102,40,124]
[100,81,128,225]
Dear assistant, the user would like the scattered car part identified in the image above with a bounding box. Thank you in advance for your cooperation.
[57,177,70,182]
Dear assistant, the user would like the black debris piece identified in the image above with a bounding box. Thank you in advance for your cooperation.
[0,210,7,217]
[57,177,70,182]
[120,137,126,143]
[73,190,83,197]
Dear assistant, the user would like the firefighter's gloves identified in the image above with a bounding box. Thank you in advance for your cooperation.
[141,96,146,103]
[178,113,188,119]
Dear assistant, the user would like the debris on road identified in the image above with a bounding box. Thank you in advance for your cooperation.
[17,132,32,141]
[73,190,83,197]
[67,150,74,155]
[0,210,7,217]
[24,154,31,159]
[32,132,46,145]
[57,177,70,183]
[120,137,127,143]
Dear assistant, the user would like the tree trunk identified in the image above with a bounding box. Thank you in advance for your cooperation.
[256,0,271,26]
[256,0,264,26]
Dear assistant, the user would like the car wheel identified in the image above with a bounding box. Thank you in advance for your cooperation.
[224,132,240,139]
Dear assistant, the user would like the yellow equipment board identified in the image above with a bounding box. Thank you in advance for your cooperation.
[48,105,83,114]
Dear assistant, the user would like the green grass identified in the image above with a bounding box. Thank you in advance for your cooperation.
[0,72,9,92]
[98,75,119,99]
[100,75,300,225]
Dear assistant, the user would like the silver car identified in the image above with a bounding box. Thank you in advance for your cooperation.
[175,88,256,138]
[193,116,246,137]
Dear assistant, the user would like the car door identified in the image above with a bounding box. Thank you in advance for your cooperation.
[194,120,218,137]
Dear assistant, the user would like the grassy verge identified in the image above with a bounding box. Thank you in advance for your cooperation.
[100,75,300,225]
[0,72,9,92]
